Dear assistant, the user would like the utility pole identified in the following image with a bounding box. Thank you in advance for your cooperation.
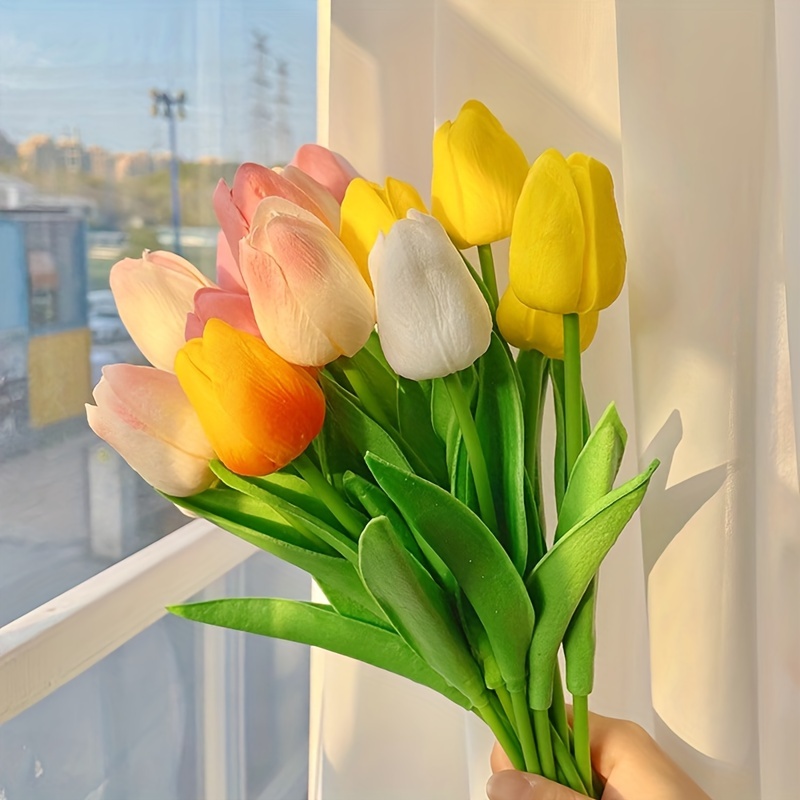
[251,31,273,165]
[274,58,292,165]
[150,89,186,255]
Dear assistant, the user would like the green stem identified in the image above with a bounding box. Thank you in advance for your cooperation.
[293,452,365,539]
[572,694,593,796]
[461,252,497,315]
[550,662,570,748]
[533,709,557,781]
[511,690,542,775]
[477,244,500,308]
[563,313,583,477]
[495,685,518,733]
[442,373,499,534]
[551,722,591,796]
[340,362,394,431]
[478,702,525,771]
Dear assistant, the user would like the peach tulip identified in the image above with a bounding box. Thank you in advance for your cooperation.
[213,163,334,265]
[110,250,213,373]
[239,197,375,367]
[175,319,325,476]
[289,143,358,203]
[279,164,340,230]
[86,364,215,496]
[185,287,261,341]
[216,230,245,292]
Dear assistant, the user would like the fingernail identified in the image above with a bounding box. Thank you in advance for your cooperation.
[486,770,541,800]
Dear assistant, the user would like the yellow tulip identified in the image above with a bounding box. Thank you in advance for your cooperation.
[339,176,427,286]
[497,288,598,359]
[509,149,626,315]
[431,100,529,249]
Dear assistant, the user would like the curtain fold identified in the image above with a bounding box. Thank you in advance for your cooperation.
[313,2,799,797]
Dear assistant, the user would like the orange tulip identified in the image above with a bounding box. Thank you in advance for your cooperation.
[175,319,325,476]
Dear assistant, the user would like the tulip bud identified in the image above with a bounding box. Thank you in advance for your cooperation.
[339,177,427,286]
[239,196,376,367]
[509,149,626,315]
[431,100,529,249]
[216,230,246,293]
[278,164,340,231]
[213,162,334,266]
[289,143,359,203]
[497,288,599,359]
[86,364,215,497]
[369,210,492,380]
[110,250,213,373]
[175,319,326,477]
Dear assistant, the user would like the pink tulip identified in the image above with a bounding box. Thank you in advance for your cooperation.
[289,143,358,203]
[185,287,261,340]
[216,230,245,292]
[279,165,340,230]
[86,364,215,497]
[213,163,333,265]
[239,196,375,366]
[110,250,213,373]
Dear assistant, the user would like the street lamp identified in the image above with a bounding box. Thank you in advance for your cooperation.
[150,89,187,255]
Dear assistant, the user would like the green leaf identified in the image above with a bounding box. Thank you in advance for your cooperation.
[343,341,400,421]
[397,377,448,487]
[170,598,471,709]
[526,460,659,709]
[359,516,489,708]
[211,460,360,564]
[321,373,412,474]
[365,455,534,694]
[166,489,387,627]
[451,435,478,514]
[476,332,528,572]
[252,471,347,533]
[556,403,628,696]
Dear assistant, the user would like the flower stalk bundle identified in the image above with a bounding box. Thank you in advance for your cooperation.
[88,101,657,796]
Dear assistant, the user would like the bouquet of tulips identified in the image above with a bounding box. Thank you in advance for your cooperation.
[87,100,658,797]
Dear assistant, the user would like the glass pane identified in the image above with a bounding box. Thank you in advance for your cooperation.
[0,555,311,799]
[0,0,317,625]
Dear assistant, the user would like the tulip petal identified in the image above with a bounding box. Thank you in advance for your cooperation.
[567,153,627,313]
[241,215,375,366]
[110,251,213,373]
[497,289,598,359]
[431,100,529,248]
[87,364,214,496]
[289,143,358,203]
[280,165,341,231]
[370,211,492,380]
[216,230,246,292]
[509,149,585,314]
[185,287,262,340]
[213,179,249,266]
[175,321,326,476]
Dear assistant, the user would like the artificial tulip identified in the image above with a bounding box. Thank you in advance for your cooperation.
[497,288,599,359]
[213,162,333,265]
[110,250,213,373]
[509,149,626,314]
[175,319,325,476]
[86,364,215,497]
[185,287,261,341]
[431,100,529,249]
[279,164,340,230]
[289,143,358,203]
[369,210,492,380]
[240,197,375,367]
[339,177,427,286]
[216,230,245,293]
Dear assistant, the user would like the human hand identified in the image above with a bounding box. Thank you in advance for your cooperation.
[486,711,712,800]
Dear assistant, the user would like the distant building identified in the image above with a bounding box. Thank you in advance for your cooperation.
[114,151,155,180]
[17,134,60,173]
[0,131,16,163]
[0,174,37,210]
[55,134,87,174]
[86,145,114,180]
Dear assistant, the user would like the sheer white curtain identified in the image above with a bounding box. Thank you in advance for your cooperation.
[311,2,799,798]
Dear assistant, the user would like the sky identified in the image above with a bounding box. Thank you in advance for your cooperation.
[0,0,317,162]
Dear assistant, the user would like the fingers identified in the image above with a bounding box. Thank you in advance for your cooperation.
[490,741,515,772]
[486,770,586,800]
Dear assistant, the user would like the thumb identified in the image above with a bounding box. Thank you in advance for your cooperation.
[486,770,585,800]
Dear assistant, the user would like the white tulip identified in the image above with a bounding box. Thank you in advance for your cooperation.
[369,210,492,380]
